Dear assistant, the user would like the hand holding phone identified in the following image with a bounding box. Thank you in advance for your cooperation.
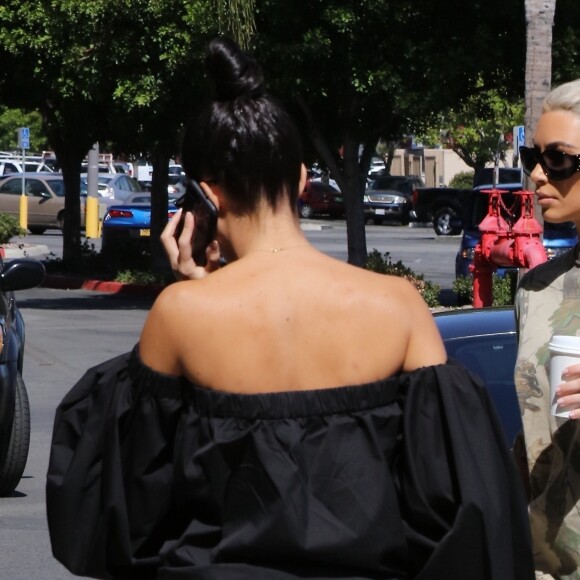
[174,179,218,266]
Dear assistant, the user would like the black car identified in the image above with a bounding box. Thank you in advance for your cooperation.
[0,259,45,496]
[434,306,521,447]
[363,175,424,225]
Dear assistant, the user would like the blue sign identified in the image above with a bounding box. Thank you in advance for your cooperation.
[18,127,30,150]
[514,125,525,151]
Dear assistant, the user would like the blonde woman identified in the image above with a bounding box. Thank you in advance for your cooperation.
[516,78,580,578]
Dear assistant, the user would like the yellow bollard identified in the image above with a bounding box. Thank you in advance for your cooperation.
[85,196,99,238]
[19,194,28,232]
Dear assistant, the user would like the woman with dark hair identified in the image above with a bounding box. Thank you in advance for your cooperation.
[46,37,533,579]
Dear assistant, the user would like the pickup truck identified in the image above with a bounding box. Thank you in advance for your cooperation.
[410,187,472,235]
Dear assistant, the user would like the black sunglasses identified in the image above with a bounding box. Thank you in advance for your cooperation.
[519,146,580,181]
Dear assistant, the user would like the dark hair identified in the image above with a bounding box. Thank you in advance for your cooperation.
[181,37,303,214]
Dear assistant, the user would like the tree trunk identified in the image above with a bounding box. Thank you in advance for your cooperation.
[342,133,368,266]
[524,0,556,214]
[55,150,84,269]
[296,96,368,266]
[149,150,171,274]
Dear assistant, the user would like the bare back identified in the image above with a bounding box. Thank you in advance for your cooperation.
[140,247,446,393]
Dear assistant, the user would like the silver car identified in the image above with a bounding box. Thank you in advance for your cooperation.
[96,174,147,201]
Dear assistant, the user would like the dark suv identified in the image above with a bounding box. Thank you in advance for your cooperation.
[0,259,45,496]
[363,175,424,225]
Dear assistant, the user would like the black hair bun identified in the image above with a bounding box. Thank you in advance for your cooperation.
[206,37,264,101]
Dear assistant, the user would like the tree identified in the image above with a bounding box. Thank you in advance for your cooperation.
[0,0,125,268]
[0,108,47,152]
[255,0,526,265]
[0,2,211,270]
[419,85,525,175]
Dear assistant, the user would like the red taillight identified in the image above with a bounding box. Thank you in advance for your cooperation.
[168,211,177,218]
[107,209,134,218]
[412,189,418,204]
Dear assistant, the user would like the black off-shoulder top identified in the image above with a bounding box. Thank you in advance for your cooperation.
[46,346,533,580]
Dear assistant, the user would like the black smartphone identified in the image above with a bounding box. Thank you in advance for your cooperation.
[174,178,218,266]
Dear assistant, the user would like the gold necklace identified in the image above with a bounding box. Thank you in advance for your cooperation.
[247,244,310,255]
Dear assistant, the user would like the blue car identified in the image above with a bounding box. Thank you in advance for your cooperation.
[434,307,521,447]
[102,193,177,254]
[455,187,577,278]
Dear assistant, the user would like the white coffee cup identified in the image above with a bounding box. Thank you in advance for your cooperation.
[548,335,580,418]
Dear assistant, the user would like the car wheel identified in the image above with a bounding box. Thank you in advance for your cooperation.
[57,212,65,231]
[433,207,461,236]
[28,226,46,235]
[300,204,314,219]
[0,373,30,497]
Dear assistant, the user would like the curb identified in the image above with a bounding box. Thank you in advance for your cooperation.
[43,274,164,296]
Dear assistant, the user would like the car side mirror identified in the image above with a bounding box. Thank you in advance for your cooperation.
[0,259,45,291]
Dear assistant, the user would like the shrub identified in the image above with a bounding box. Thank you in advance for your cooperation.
[449,171,475,189]
[452,272,517,306]
[0,213,26,244]
[364,249,441,308]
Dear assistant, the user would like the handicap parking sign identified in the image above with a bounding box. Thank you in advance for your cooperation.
[514,125,525,151]
[18,127,30,150]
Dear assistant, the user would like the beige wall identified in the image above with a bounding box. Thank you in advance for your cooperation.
[388,148,519,187]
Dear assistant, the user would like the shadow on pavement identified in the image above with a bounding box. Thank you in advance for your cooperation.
[17,293,156,311]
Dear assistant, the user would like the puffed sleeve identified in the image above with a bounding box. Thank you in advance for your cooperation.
[397,362,534,580]
[46,347,184,580]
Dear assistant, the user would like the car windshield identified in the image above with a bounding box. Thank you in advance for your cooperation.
[368,177,418,193]
[98,176,114,185]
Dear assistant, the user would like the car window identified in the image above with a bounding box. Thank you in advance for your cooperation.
[47,179,65,196]
[370,177,412,194]
[0,178,24,194]
[128,177,141,192]
[445,335,517,385]
[27,179,49,197]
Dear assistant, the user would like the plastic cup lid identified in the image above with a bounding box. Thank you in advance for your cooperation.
[549,335,580,355]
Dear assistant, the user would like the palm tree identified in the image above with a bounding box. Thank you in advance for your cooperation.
[524,0,556,148]
[215,0,256,49]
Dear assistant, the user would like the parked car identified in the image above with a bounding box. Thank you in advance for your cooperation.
[363,175,424,225]
[0,173,86,234]
[101,193,178,254]
[0,157,53,176]
[455,187,578,277]
[168,175,186,197]
[298,180,344,219]
[411,187,472,236]
[95,174,148,201]
[434,306,521,447]
[112,161,133,176]
[0,258,46,495]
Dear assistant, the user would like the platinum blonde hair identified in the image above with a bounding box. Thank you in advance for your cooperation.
[543,79,580,116]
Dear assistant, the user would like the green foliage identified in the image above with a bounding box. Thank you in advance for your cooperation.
[0,107,47,152]
[453,273,517,306]
[114,269,169,285]
[449,171,475,189]
[43,239,173,286]
[0,213,26,244]
[364,249,441,308]
[418,80,525,171]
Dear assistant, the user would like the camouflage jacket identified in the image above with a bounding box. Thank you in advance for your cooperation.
[515,245,580,579]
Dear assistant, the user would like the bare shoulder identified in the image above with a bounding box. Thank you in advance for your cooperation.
[341,264,447,370]
[139,280,209,375]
